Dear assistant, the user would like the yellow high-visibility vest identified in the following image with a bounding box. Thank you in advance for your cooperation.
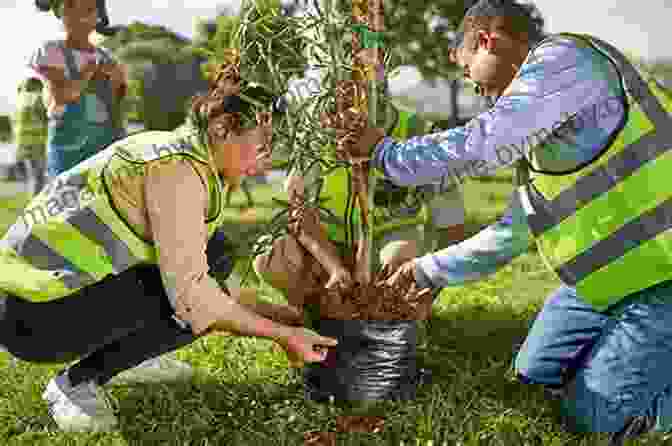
[0,124,225,302]
[518,33,672,311]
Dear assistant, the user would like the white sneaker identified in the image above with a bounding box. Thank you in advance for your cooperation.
[42,373,118,432]
[107,356,194,386]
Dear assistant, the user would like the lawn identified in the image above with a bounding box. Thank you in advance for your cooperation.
[0,175,668,445]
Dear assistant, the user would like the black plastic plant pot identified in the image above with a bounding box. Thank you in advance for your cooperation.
[303,318,421,405]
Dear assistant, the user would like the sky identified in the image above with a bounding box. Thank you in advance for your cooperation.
[0,0,668,114]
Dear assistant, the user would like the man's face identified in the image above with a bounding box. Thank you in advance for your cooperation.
[450,24,522,99]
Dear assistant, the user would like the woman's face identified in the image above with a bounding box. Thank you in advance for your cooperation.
[215,124,272,179]
[61,0,98,37]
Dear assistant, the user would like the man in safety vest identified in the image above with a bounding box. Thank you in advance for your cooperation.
[342,0,672,442]
[13,77,48,196]
[0,60,337,432]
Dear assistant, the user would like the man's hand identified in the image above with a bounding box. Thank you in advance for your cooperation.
[347,126,386,164]
[379,258,417,290]
[277,327,338,368]
[379,240,419,276]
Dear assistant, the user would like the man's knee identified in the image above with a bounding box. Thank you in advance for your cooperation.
[379,239,419,271]
[559,375,638,434]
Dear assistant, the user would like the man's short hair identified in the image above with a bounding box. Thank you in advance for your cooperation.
[456,0,546,48]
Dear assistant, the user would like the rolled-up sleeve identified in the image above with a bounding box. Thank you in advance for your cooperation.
[144,158,231,335]
[414,192,532,290]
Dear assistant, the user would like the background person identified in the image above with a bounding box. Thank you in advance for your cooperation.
[29,0,127,179]
[12,77,48,196]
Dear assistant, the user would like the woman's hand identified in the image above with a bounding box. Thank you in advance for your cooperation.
[258,302,304,326]
[276,327,338,368]
[234,288,304,326]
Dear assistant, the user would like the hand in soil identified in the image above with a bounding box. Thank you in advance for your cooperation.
[315,260,434,320]
[278,327,338,368]
[381,258,417,290]
[379,240,419,275]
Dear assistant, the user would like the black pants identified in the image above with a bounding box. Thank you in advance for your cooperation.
[0,229,234,386]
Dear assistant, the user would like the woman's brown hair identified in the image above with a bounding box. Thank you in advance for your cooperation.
[189,50,244,145]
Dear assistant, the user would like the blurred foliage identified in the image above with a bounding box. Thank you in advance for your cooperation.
[101,2,312,130]
[187,0,310,96]
[0,116,11,142]
[102,21,193,63]
[283,0,471,83]
[101,21,203,129]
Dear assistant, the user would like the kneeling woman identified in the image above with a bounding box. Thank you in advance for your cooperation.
[0,60,337,432]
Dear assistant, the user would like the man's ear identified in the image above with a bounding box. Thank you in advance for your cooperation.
[477,30,497,53]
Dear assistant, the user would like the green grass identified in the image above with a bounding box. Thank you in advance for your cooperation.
[0,178,669,445]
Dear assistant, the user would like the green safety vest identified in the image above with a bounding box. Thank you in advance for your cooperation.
[320,109,431,242]
[13,83,47,147]
[518,33,672,311]
[0,124,225,302]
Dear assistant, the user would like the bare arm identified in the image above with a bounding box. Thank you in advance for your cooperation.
[144,157,294,340]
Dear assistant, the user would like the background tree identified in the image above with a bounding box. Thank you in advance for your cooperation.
[188,0,309,94]
[283,0,478,83]
[101,21,208,130]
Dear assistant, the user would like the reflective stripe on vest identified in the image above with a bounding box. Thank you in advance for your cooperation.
[0,126,224,301]
[518,33,672,311]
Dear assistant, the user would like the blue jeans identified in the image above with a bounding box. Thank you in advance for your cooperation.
[514,281,672,434]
